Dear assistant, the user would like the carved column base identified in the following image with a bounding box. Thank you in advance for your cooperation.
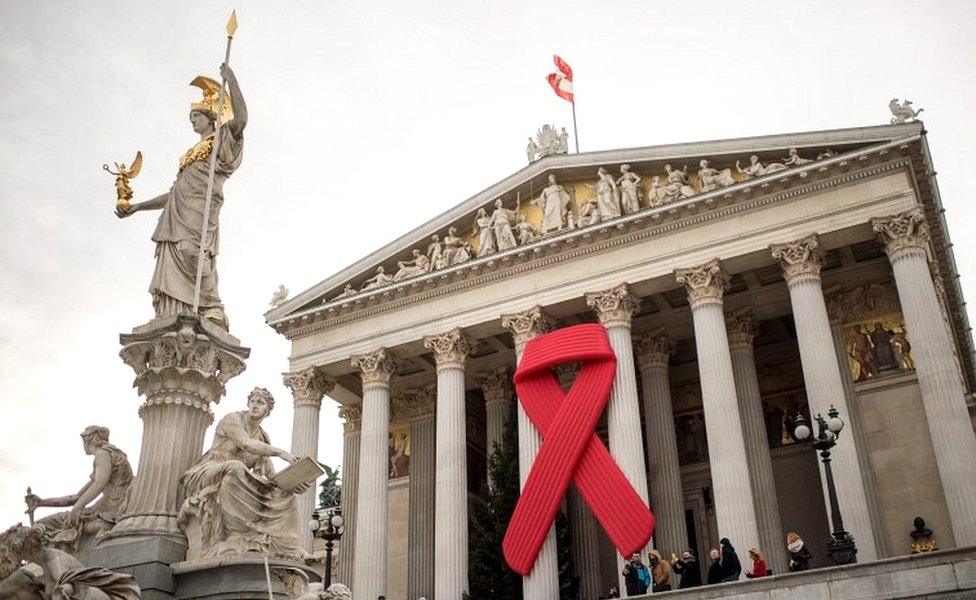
[101,315,249,547]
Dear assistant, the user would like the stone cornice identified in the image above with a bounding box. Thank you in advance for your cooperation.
[871,207,930,263]
[351,348,398,389]
[282,367,336,408]
[675,259,729,310]
[586,283,640,329]
[770,233,824,287]
[270,137,918,338]
[423,328,474,370]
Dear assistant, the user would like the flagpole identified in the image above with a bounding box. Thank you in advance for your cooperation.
[571,100,579,154]
[192,11,238,313]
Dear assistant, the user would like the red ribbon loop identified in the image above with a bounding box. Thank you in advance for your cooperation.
[503,324,654,575]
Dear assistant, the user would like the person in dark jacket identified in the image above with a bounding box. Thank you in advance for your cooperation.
[706,548,724,584]
[786,531,812,572]
[719,538,742,582]
[671,548,703,588]
[622,562,644,597]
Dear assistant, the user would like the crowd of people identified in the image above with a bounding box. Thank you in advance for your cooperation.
[600,531,813,597]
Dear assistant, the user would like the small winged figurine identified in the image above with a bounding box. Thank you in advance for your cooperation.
[270,284,288,308]
[103,151,143,210]
[889,98,924,124]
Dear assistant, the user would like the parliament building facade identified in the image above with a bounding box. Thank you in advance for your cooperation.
[267,121,976,599]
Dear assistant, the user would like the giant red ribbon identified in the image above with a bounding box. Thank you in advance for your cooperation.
[503,324,654,575]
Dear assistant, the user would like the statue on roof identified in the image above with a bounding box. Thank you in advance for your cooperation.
[473,208,496,256]
[617,164,643,214]
[115,64,247,330]
[515,213,537,245]
[393,249,431,282]
[269,285,288,308]
[527,124,568,163]
[736,154,787,179]
[585,167,621,222]
[442,226,472,265]
[782,148,812,167]
[489,198,520,252]
[361,266,393,292]
[697,159,736,193]
[889,98,923,124]
[533,174,572,234]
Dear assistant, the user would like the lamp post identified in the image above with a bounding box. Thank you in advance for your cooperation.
[793,405,857,565]
[309,506,345,587]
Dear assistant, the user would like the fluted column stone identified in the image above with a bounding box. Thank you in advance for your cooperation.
[873,209,976,546]
[425,328,475,600]
[477,367,514,483]
[501,306,560,600]
[634,328,688,555]
[351,348,398,599]
[586,283,651,592]
[107,315,249,545]
[675,260,761,560]
[336,403,362,586]
[403,386,437,600]
[283,367,336,552]
[725,308,787,574]
[771,234,878,561]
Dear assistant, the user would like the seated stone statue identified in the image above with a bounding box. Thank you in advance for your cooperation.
[178,387,308,562]
[0,524,140,600]
[25,426,132,553]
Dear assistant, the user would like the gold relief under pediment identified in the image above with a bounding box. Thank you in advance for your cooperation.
[844,313,914,383]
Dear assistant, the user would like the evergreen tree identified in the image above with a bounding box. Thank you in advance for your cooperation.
[468,414,522,600]
[317,464,342,509]
[556,510,580,600]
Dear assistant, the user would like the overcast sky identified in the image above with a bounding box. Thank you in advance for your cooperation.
[2,1,975,526]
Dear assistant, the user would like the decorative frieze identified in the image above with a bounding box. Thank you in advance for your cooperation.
[282,367,336,408]
[725,307,755,348]
[871,207,930,263]
[351,348,399,389]
[393,386,437,422]
[501,305,555,349]
[770,234,824,287]
[675,259,729,309]
[585,283,641,328]
[634,327,673,368]
[423,328,474,370]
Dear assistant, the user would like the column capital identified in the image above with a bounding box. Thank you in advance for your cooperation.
[351,348,399,390]
[634,327,673,368]
[501,305,555,349]
[393,385,436,422]
[675,259,729,309]
[770,234,824,287]
[282,367,336,408]
[871,207,930,263]
[338,401,362,433]
[476,367,513,407]
[423,328,474,370]
[725,306,755,348]
[585,283,641,328]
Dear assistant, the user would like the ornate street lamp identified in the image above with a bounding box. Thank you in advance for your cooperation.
[308,506,345,586]
[793,405,857,565]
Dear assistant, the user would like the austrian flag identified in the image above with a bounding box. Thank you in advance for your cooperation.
[546,55,574,103]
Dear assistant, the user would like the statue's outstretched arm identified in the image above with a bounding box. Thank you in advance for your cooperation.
[223,417,294,462]
[220,63,247,139]
[116,191,168,219]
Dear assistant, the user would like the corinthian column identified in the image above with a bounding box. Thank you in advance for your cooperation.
[873,209,976,546]
[336,403,362,586]
[724,308,786,574]
[283,367,336,552]
[350,348,398,600]
[107,315,249,545]
[476,367,514,488]
[634,328,688,555]
[586,284,651,592]
[424,328,475,600]
[501,306,559,600]
[675,260,761,558]
[771,234,877,561]
[404,386,437,600]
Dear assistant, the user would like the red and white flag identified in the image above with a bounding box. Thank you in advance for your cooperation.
[546,55,574,103]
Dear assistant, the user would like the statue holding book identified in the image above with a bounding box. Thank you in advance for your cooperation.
[178,387,319,562]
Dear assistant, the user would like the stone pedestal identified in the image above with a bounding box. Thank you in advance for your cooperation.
[171,557,314,600]
[97,315,249,598]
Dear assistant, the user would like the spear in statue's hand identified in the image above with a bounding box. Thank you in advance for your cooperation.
[192,10,239,314]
